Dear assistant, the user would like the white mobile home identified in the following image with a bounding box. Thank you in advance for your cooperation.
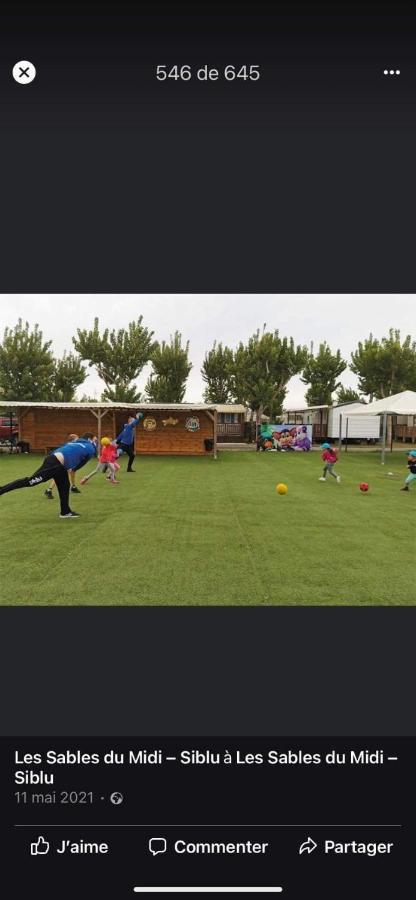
[327,402,380,441]
[284,405,329,442]
[284,402,380,443]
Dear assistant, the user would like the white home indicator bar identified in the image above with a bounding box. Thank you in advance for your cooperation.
[133,889,283,894]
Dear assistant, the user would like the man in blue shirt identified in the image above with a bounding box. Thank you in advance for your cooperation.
[116,413,143,472]
[0,434,97,518]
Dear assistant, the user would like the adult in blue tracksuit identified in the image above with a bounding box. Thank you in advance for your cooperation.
[0,434,97,518]
[116,413,143,472]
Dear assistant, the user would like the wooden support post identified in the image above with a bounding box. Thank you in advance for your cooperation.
[338,413,343,452]
[89,408,103,446]
[381,411,387,465]
[213,408,218,459]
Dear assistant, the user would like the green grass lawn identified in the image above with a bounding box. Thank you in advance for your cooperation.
[0,450,413,605]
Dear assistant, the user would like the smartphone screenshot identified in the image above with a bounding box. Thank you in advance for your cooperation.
[0,2,414,898]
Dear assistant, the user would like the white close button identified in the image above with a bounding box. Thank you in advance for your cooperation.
[12,61,36,85]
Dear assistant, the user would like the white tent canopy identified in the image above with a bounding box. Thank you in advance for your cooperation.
[347,390,416,463]
[347,390,416,417]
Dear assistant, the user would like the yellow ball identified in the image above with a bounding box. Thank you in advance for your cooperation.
[276,483,288,495]
[100,436,111,446]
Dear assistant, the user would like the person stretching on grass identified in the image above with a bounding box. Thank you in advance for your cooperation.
[319,442,341,483]
[80,437,120,485]
[115,412,144,472]
[0,434,97,518]
[400,449,416,492]
[44,433,82,500]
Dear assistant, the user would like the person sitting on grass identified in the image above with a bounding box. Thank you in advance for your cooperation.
[0,434,97,518]
[400,449,416,492]
[80,437,120,485]
[44,433,82,499]
[319,442,341,483]
[115,412,144,472]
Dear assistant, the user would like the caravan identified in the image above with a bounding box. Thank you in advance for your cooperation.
[327,403,380,442]
[284,402,380,444]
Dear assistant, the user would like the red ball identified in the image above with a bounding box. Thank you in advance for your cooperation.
[359,482,369,492]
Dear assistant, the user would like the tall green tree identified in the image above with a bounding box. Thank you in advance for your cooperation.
[350,329,416,399]
[335,386,363,405]
[79,393,99,403]
[101,383,143,403]
[52,352,86,401]
[0,320,55,400]
[73,316,155,402]
[201,341,235,403]
[301,342,347,406]
[145,332,192,403]
[233,328,308,424]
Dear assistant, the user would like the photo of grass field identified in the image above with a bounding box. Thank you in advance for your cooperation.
[0,450,412,605]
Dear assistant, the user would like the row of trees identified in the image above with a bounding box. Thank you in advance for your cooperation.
[0,320,415,417]
[202,328,416,418]
[0,318,191,405]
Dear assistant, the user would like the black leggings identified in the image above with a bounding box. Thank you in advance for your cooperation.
[0,454,71,515]
[117,441,135,470]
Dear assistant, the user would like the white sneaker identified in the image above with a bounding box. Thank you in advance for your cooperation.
[337,475,341,483]
[318,477,326,482]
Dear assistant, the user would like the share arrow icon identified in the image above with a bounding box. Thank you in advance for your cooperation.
[299,836,318,855]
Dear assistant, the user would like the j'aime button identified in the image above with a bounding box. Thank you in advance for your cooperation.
[12,61,36,84]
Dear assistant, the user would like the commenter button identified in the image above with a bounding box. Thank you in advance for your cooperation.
[174,840,270,854]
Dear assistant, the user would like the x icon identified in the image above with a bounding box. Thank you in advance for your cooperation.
[12,60,36,84]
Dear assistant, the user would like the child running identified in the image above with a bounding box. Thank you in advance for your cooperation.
[80,437,120,485]
[319,442,341,483]
[400,449,416,492]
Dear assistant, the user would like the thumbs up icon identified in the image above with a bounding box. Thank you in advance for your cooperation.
[31,836,50,856]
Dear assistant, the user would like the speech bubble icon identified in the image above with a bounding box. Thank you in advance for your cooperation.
[149,837,167,856]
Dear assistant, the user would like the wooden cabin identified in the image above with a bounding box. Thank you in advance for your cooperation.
[215,404,246,443]
[395,415,416,443]
[0,402,219,457]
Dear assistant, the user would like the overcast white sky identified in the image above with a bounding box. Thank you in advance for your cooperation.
[0,294,413,407]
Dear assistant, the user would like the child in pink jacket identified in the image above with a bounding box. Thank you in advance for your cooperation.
[319,442,341,483]
[80,438,120,485]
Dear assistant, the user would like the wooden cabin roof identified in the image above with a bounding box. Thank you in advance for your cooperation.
[0,401,218,412]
